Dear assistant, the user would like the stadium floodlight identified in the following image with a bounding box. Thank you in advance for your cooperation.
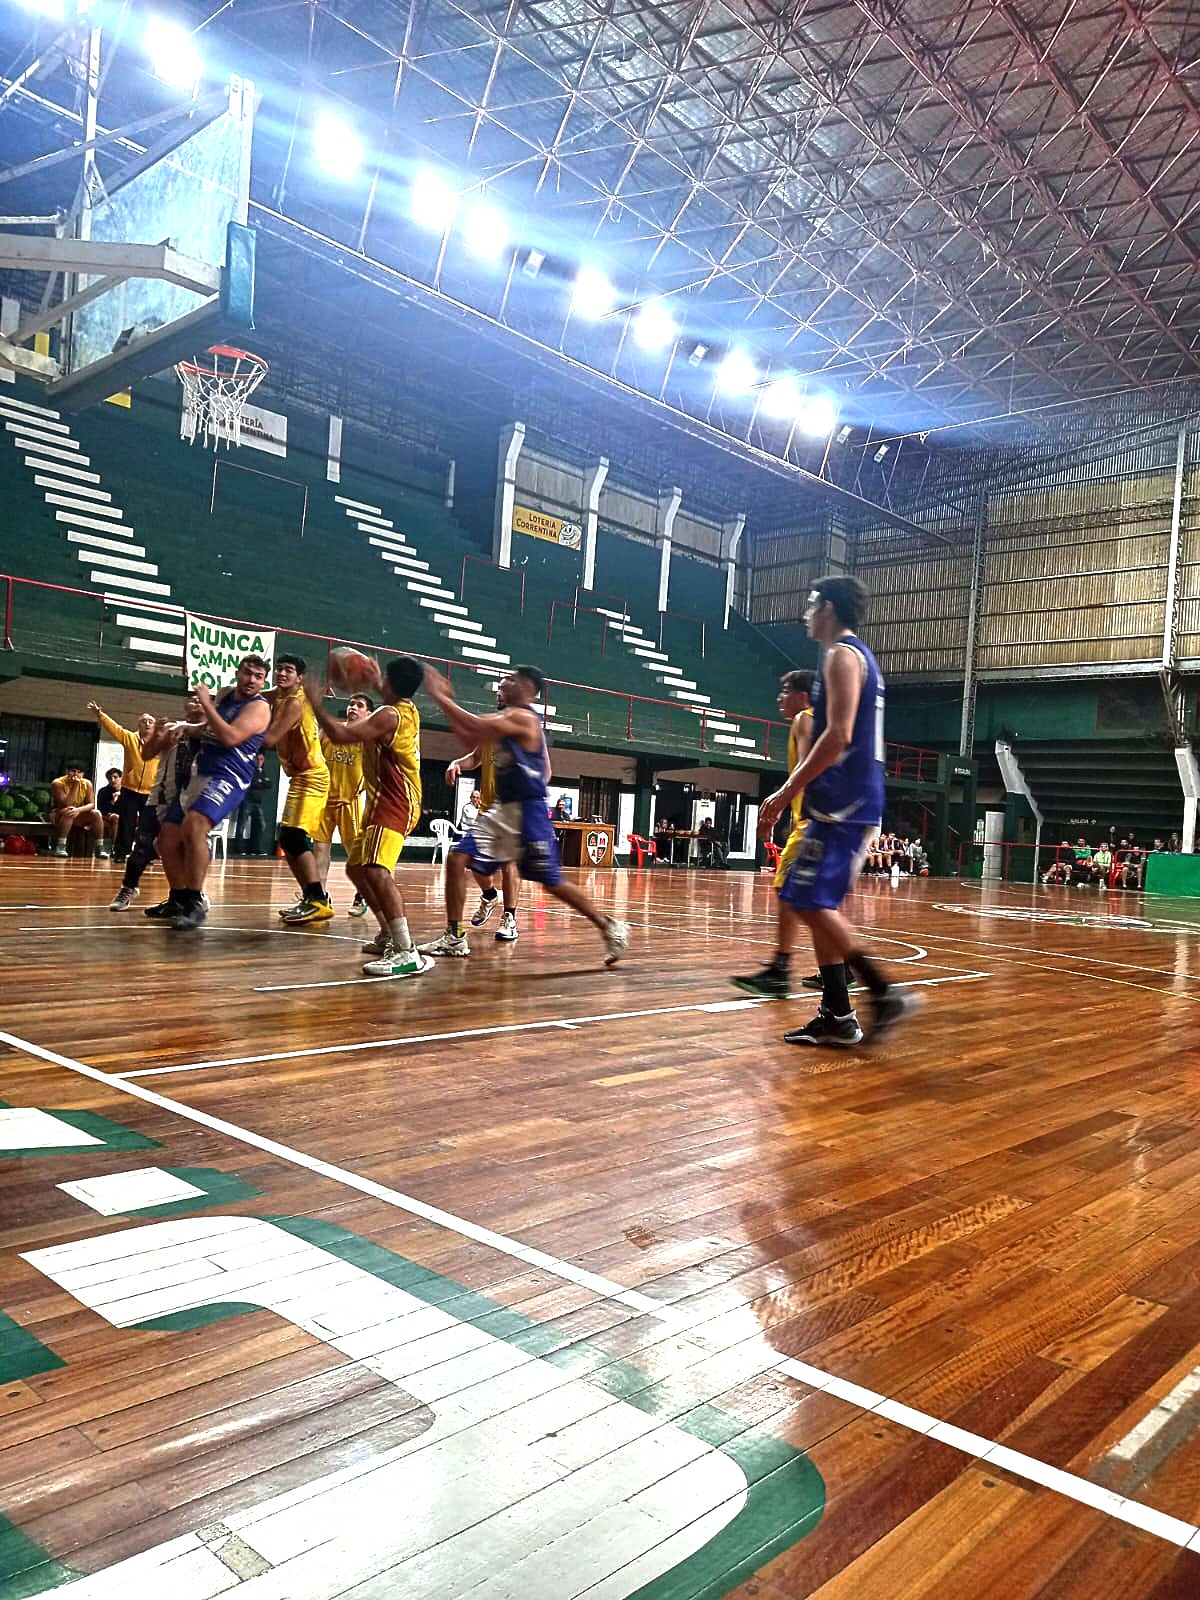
[715,349,758,396]
[145,17,203,88]
[313,111,362,178]
[761,376,801,420]
[796,392,838,438]
[18,0,65,17]
[633,300,677,352]
[410,168,458,232]
[462,199,509,261]
[874,443,891,462]
[572,266,617,320]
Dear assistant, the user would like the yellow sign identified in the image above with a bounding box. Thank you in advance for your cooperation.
[512,504,582,550]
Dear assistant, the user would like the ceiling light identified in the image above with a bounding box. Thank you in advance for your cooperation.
[462,199,509,260]
[874,443,890,462]
[835,424,853,445]
[687,342,708,367]
[523,249,545,278]
[572,266,617,320]
[715,349,758,396]
[313,111,362,178]
[632,300,677,352]
[761,376,801,420]
[145,17,202,89]
[796,393,838,438]
[410,168,458,231]
[18,0,65,17]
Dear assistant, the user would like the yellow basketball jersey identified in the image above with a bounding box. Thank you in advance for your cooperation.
[322,737,363,805]
[363,700,422,835]
[479,745,496,810]
[788,708,814,827]
[271,687,326,779]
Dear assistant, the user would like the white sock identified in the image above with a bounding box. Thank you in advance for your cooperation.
[387,917,413,952]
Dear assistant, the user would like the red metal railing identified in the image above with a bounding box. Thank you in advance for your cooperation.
[658,607,706,658]
[0,573,939,780]
[574,585,628,623]
[548,600,611,652]
[956,838,1148,887]
[460,553,525,614]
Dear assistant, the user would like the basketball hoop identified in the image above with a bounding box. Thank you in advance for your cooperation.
[175,344,268,449]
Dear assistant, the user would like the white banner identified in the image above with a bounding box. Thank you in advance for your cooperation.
[184,614,276,691]
[180,399,288,457]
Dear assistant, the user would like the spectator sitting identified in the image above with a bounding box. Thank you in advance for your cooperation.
[96,767,123,849]
[1072,837,1093,881]
[697,817,727,869]
[1091,843,1113,885]
[49,764,108,858]
[551,796,571,823]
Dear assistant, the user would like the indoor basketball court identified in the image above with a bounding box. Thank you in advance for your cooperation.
[2,857,1200,1596]
[4,0,1200,1593]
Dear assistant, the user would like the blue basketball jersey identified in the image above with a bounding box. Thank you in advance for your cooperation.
[803,634,885,826]
[492,723,549,807]
[196,690,266,783]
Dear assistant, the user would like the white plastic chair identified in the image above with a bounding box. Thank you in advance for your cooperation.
[208,816,231,860]
[430,818,454,866]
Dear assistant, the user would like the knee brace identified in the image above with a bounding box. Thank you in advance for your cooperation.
[277,825,313,858]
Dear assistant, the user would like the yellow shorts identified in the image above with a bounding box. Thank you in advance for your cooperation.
[311,794,363,847]
[280,770,330,836]
[347,821,408,873]
[775,821,807,889]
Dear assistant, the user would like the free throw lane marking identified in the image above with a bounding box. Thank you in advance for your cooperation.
[0,1026,1195,1552]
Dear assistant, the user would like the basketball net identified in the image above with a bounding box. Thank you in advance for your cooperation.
[175,344,268,449]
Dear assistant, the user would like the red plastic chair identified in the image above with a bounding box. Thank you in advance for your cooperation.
[762,840,781,872]
[626,834,658,867]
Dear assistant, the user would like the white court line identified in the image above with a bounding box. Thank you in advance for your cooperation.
[0,1024,1194,1553]
[123,970,991,1075]
[1109,1365,1200,1462]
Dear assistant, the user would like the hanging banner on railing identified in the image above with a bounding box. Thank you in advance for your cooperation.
[184,614,276,690]
[511,504,582,549]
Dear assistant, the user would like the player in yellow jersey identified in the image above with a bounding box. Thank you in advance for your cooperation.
[446,690,525,943]
[263,654,332,924]
[732,669,818,998]
[313,692,373,917]
[305,658,434,980]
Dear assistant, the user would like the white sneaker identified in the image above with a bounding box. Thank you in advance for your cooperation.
[51,841,68,858]
[362,930,390,956]
[362,947,436,978]
[602,917,630,966]
[109,886,139,911]
[348,896,369,918]
[471,894,498,927]
[495,911,519,943]
[419,930,471,958]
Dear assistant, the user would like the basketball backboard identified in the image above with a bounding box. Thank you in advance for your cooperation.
[0,76,256,409]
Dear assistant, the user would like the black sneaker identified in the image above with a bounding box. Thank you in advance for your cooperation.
[171,903,208,930]
[784,1010,864,1047]
[143,899,177,919]
[731,966,790,999]
[801,972,822,990]
[864,988,924,1043]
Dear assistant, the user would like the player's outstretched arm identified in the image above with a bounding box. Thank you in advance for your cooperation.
[304,674,396,746]
[194,684,270,747]
[423,663,531,745]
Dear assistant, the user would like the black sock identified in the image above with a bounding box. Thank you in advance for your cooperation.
[503,904,517,917]
[303,881,329,903]
[820,963,851,1016]
[482,887,499,902]
[847,950,889,997]
[767,951,790,976]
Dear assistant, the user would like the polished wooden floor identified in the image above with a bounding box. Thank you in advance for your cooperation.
[2,855,1200,1597]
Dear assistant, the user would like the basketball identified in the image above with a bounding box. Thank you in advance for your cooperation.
[328,646,381,694]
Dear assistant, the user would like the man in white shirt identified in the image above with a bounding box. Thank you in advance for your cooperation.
[455,788,482,836]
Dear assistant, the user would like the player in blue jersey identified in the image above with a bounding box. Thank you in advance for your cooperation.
[742,576,921,1046]
[155,654,271,930]
[419,663,629,966]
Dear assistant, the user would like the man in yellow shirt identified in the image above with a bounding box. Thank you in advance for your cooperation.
[49,765,106,857]
[305,658,433,980]
[313,692,372,917]
[87,700,161,863]
[733,668,816,997]
[264,654,332,924]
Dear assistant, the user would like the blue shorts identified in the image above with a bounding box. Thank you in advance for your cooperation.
[165,768,247,828]
[453,801,564,888]
[778,820,876,912]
